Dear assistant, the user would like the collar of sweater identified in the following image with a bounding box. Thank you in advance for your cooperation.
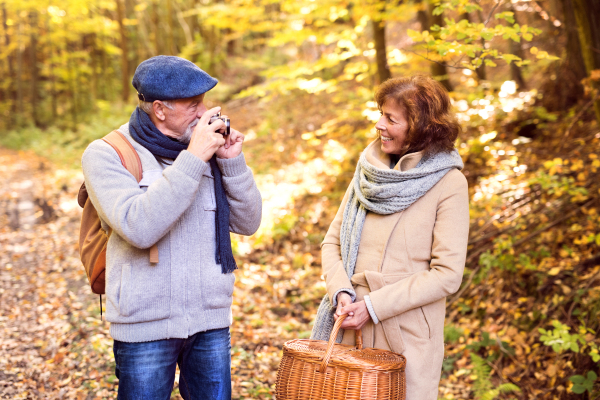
[365,138,423,172]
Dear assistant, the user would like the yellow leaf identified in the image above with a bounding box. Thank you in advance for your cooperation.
[530,46,539,54]
[59,376,72,386]
[548,267,561,275]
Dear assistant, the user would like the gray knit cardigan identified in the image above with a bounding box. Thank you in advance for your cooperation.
[81,123,262,343]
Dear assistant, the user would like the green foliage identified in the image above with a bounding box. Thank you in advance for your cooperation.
[272,214,299,241]
[467,331,514,361]
[569,371,598,394]
[444,324,465,344]
[539,321,600,362]
[408,0,558,70]
[0,101,134,167]
[539,320,584,353]
[470,354,520,400]
[529,168,589,202]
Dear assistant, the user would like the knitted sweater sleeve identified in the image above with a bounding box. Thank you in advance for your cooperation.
[82,141,207,249]
[216,153,262,236]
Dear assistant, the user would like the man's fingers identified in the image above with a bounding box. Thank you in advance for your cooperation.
[200,106,221,125]
[207,119,225,134]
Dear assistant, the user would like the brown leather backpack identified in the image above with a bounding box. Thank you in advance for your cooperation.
[78,130,158,295]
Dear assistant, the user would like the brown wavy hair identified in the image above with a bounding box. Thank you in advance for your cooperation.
[375,75,460,155]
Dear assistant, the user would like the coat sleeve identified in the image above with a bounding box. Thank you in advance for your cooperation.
[82,141,207,249]
[368,171,470,321]
[216,153,262,236]
[321,184,356,306]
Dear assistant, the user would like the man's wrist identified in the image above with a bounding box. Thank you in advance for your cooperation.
[216,152,247,176]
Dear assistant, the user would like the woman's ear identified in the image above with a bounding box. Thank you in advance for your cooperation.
[152,101,167,121]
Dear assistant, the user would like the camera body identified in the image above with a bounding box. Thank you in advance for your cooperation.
[209,112,230,136]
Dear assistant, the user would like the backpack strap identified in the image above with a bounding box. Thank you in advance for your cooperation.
[103,130,143,182]
[102,130,159,264]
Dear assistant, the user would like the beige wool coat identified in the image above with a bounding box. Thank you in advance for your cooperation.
[322,139,469,400]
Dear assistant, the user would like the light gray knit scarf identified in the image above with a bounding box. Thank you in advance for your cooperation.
[310,146,463,342]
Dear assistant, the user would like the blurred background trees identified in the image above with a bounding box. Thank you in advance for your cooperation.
[0,0,591,131]
[1,0,600,398]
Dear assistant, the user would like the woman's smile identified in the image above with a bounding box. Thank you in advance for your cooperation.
[375,99,409,155]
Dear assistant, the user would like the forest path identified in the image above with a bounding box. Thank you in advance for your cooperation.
[0,141,316,399]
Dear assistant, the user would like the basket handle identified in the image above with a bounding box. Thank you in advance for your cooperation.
[318,314,363,373]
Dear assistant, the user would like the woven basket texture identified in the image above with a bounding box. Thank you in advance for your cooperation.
[276,314,406,400]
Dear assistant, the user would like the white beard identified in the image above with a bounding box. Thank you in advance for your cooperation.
[178,118,199,144]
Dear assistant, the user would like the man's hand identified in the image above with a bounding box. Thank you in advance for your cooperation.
[187,106,227,162]
[215,120,244,159]
[339,300,371,330]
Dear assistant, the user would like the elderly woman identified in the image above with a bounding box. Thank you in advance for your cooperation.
[311,75,469,399]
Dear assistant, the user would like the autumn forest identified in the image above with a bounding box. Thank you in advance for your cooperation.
[1,0,600,399]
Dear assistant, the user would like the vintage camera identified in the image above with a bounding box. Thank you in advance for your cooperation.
[209,112,230,136]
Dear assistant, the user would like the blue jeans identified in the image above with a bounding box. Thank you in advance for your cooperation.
[113,327,231,400]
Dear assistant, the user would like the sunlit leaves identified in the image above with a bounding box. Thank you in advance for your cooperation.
[408,1,557,70]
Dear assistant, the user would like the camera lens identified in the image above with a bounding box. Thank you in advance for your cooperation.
[224,118,230,136]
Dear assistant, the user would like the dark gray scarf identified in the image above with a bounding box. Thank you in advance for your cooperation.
[129,107,237,274]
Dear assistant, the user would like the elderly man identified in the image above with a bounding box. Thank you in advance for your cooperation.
[81,56,262,399]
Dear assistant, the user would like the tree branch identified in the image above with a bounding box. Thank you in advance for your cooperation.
[483,0,503,26]
[559,91,600,149]
[511,198,597,248]
[404,48,473,71]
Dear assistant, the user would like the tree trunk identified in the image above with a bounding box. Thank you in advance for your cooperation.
[16,20,23,126]
[115,0,130,102]
[166,0,176,54]
[68,50,78,125]
[372,17,391,84]
[507,5,526,89]
[125,0,137,68]
[474,8,487,82]
[2,3,15,126]
[563,0,587,83]
[572,0,600,121]
[49,31,57,118]
[29,11,40,126]
[418,0,453,91]
[152,0,162,55]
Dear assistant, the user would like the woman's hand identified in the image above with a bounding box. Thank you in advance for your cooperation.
[334,292,353,321]
[339,300,371,330]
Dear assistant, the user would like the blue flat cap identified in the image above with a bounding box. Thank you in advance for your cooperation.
[132,56,218,102]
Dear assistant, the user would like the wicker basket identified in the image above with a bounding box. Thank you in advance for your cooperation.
[276,314,406,400]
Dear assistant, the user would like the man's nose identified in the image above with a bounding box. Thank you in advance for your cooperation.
[198,104,207,117]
